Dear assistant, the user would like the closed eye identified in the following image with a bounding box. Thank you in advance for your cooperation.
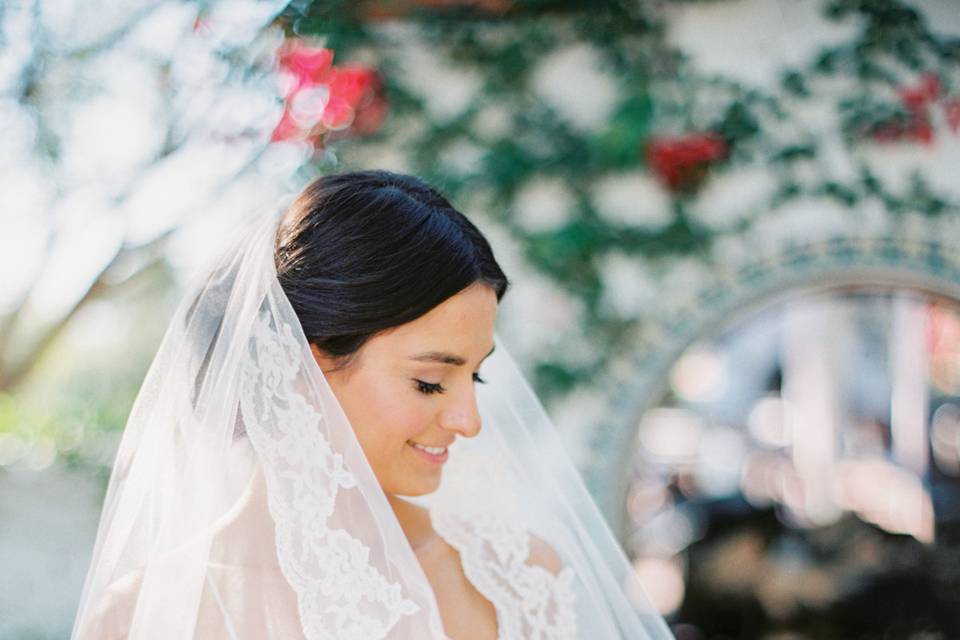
[415,380,445,395]
[414,373,487,395]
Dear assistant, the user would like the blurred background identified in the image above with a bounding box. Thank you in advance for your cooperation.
[2,0,960,638]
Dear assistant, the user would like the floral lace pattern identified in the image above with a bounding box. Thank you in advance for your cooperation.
[240,312,419,640]
[432,509,578,640]
[430,452,578,640]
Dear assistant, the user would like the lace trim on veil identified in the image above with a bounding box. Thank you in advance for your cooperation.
[430,455,578,640]
[240,312,419,640]
[431,510,577,640]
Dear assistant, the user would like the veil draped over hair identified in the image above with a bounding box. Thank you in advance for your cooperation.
[71,209,674,640]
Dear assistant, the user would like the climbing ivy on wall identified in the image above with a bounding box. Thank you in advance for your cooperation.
[269,0,960,402]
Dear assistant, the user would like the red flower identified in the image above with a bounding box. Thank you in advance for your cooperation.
[866,74,959,145]
[646,133,728,193]
[270,106,301,142]
[349,94,388,136]
[277,42,335,95]
[910,119,934,144]
[328,67,377,107]
[868,73,942,146]
[868,114,934,146]
[946,99,960,134]
[898,73,941,113]
[270,40,387,149]
[321,66,379,129]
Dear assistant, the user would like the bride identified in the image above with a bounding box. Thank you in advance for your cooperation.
[71,171,674,639]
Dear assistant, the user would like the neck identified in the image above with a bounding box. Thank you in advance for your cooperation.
[386,493,437,551]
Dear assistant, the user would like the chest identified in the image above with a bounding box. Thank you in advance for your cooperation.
[417,538,499,640]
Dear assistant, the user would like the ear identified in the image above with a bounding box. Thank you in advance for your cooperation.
[309,342,338,373]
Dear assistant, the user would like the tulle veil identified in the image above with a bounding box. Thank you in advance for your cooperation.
[70,204,674,639]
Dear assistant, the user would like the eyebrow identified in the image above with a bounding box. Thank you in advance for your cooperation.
[408,345,496,366]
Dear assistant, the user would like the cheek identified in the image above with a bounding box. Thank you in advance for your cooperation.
[346,373,431,457]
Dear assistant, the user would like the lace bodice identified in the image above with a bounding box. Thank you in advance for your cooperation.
[430,505,578,640]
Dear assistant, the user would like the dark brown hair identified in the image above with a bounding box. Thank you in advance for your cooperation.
[274,170,509,363]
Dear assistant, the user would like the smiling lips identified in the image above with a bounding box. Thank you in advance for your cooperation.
[408,441,449,464]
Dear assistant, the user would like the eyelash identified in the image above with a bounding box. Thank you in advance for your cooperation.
[415,373,486,395]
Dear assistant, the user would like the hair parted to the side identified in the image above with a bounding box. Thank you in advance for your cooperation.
[274,170,509,366]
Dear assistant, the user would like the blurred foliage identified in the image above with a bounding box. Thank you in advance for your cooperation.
[0,363,146,481]
[0,0,280,474]
[275,0,960,402]
[3,0,956,478]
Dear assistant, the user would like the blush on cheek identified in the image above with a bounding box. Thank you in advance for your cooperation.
[355,377,428,452]
[335,366,441,494]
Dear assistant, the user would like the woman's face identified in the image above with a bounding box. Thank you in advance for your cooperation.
[311,283,498,497]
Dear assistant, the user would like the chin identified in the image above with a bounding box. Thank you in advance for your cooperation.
[390,473,443,497]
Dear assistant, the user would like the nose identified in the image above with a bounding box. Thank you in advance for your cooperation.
[439,386,482,438]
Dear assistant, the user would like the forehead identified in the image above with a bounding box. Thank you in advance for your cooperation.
[367,284,498,357]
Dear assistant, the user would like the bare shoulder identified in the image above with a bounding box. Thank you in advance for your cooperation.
[526,534,565,576]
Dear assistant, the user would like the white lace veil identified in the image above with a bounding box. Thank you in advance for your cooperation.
[71,204,674,639]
